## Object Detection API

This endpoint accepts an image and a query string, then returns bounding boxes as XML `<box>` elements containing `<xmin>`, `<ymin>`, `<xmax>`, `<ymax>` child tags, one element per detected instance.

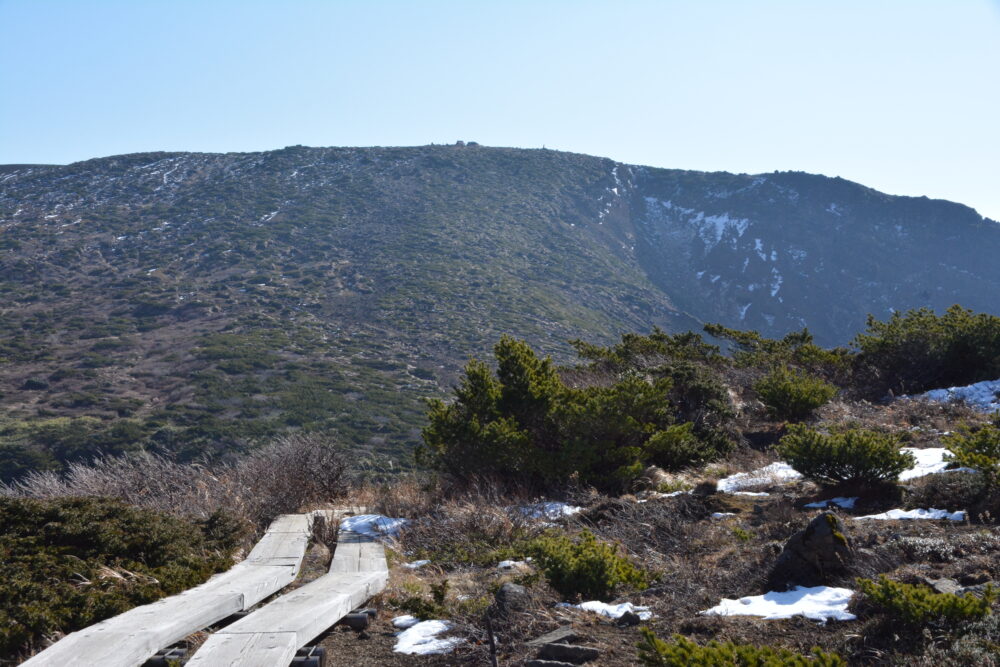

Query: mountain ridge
<box><xmin>1</xmin><ymin>144</ymin><xmax>998</xmax><ymax>473</ymax></box>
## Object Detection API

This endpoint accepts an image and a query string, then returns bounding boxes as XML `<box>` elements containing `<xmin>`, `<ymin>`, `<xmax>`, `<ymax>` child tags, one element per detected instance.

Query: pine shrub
<box><xmin>636</xmin><ymin>629</ymin><xmax>846</xmax><ymax>666</ymax></box>
<box><xmin>856</xmin><ymin>575</ymin><xmax>995</xmax><ymax>628</ymax></box>
<box><xmin>755</xmin><ymin>367</ymin><xmax>837</xmax><ymax>421</ymax></box>
<box><xmin>0</xmin><ymin>497</ymin><xmax>237</xmax><ymax>660</ymax></box>
<box><xmin>777</xmin><ymin>425</ymin><xmax>915</xmax><ymax>486</ymax></box>
<box><xmin>527</xmin><ymin>530</ymin><xmax>648</xmax><ymax>601</ymax></box>
<box><xmin>944</xmin><ymin>424</ymin><xmax>1000</xmax><ymax>487</ymax></box>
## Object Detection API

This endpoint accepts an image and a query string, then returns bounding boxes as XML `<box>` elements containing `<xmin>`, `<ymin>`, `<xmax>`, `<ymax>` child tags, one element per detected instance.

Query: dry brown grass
<box><xmin>0</xmin><ymin>433</ymin><xmax>351</xmax><ymax>528</ymax></box>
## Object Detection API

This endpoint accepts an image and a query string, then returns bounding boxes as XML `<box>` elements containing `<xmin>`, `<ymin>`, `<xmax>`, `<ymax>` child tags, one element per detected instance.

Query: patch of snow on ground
<box><xmin>394</xmin><ymin>620</ymin><xmax>463</xmax><ymax>655</ymax></box>
<box><xmin>392</xmin><ymin>615</ymin><xmax>420</xmax><ymax>629</ymax></box>
<box><xmin>854</xmin><ymin>508</ymin><xmax>965</xmax><ymax>521</ymax></box>
<box><xmin>339</xmin><ymin>514</ymin><xmax>409</xmax><ymax>538</ymax></box>
<box><xmin>899</xmin><ymin>447</ymin><xmax>964</xmax><ymax>481</ymax></box>
<box><xmin>716</xmin><ymin>462</ymin><xmax>803</xmax><ymax>493</ymax></box>
<box><xmin>732</xmin><ymin>491</ymin><xmax>770</xmax><ymax>497</ymax></box>
<box><xmin>805</xmin><ymin>497</ymin><xmax>857</xmax><ymax>509</ymax></box>
<box><xmin>917</xmin><ymin>378</ymin><xmax>1000</xmax><ymax>414</ymax></box>
<box><xmin>701</xmin><ymin>586</ymin><xmax>855</xmax><ymax>622</ymax></box>
<box><xmin>558</xmin><ymin>601</ymin><xmax>653</xmax><ymax>620</ymax></box>
<box><xmin>519</xmin><ymin>502</ymin><xmax>583</xmax><ymax>519</ymax></box>
<box><xmin>738</xmin><ymin>303</ymin><xmax>752</xmax><ymax>320</ymax></box>
<box><xmin>403</xmin><ymin>559</ymin><xmax>431</xmax><ymax>569</ymax></box>
<box><xmin>769</xmin><ymin>267</ymin><xmax>783</xmax><ymax>297</ymax></box>
<box><xmin>497</xmin><ymin>559</ymin><xmax>531</xmax><ymax>571</ymax></box>
<box><xmin>711</xmin><ymin>512</ymin><xmax>736</xmax><ymax>519</ymax></box>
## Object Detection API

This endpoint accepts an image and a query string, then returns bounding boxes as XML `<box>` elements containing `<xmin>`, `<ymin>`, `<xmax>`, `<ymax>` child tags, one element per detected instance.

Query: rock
<box><xmin>537</xmin><ymin>643</ymin><xmax>601</xmax><ymax>663</ymax></box>
<box><xmin>768</xmin><ymin>512</ymin><xmax>854</xmax><ymax>590</ymax></box>
<box><xmin>493</xmin><ymin>582</ymin><xmax>529</xmax><ymax>616</ymax></box>
<box><xmin>617</xmin><ymin>610</ymin><xmax>642</xmax><ymax>626</ymax></box>
<box><xmin>526</xmin><ymin>626</ymin><xmax>583</xmax><ymax>646</ymax></box>
<box><xmin>923</xmin><ymin>577</ymin><xmax>962</xmax><ymax>595</ymax></box>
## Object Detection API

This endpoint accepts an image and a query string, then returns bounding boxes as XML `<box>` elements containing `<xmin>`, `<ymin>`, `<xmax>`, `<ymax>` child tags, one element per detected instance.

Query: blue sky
<box><xmin>2</xmin><ymin>1</ymin><xmax>999</xmax><ymax>219</ymax></box>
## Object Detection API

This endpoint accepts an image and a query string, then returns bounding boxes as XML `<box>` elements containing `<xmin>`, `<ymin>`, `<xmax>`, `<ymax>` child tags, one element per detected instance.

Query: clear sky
<box><xmin>2</xmin><ymin>1</ymin><xmax>999</xmax><ymax>219</ymax></box>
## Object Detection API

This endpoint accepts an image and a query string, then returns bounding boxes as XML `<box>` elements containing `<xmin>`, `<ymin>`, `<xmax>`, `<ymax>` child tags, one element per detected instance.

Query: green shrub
<box><xmin>702</xmin><ymin>324</ymin><xmax>849</xmax><ymax>379</ymax></box>
<box><xmin>0</xmin><ymin>497</ymin><xmax>237</xmax><ymax>660</ymax></box>
<box><xmin>527</xmin><ymin>530</ymin><xmax>649</xmax><ymax>601</ymax></box>
<box><xmin>755</xmin><ymin>367</ymin><xmax>837</xmax><ymax>421</ymax></box>
<box><xmin>777</xmin><ymin>425</ymin><xmax>915</xmax><ymax>486</ymax></box>
<box><xmin>419</xmin><ymin>336</ymin><xmax>732</xmax><ymax>492</ymax></box>
<box><xmin>944</xmin><ymin>424</ymin><xmax>1000</xmax><ymax>487</ymax></box>
<box><xmin>636</xmin><ymin>629</ymin><xmax>846</xmax><ymax>666</ymax></box>
<box><xmin>852</xmin><ymin>305</ymin><xmax>1000</xmax><ymax>396</ymax></box>
<box><xmin>856</xmin><ymin>575</ymin><xmax>995</xmax><ymax>628</ymax></box>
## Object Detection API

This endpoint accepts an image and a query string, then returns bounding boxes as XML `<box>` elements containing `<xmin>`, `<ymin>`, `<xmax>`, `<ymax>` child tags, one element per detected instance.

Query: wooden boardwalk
<box><xmin>22</xmin><ymin>513</ymin><xmax>315</xmax><ymax>667</ymax></box>
<box><xmin>186</xmin><ymin>521</ymin><xmax>388</xmax><ymax>666</ymax></box>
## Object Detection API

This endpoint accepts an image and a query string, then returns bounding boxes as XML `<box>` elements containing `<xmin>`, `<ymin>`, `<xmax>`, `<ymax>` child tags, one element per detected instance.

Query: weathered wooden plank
<box><xmin>186</xmin><ymin>632</ymin><xmax>299</xmax><ymax>667</ymax></box>
<box><xmin>187</xmin><ymin>526</ymin><xmax>389</xmax><ymax>666</ymax></box>
<box><xmin>22</xmin><ymin>514</ymin><xmax>314</xmax><ymax>667</ymax></box>
<box><xmin>266</xmin><ymin>514</ymin><xmax>312</xmax><ymax>533</ymax></box>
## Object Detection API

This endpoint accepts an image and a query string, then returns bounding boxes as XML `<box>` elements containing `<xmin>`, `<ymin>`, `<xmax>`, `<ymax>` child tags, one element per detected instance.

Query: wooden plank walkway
<box><xmin>186</xmin><ymin>521</ymin><xmax>389</xmax><ymax>666</ymax></box>
<box><xmin>22</xmin><ymin>513</ymin><xmax>316</xmax><ymax>667</ymax></box>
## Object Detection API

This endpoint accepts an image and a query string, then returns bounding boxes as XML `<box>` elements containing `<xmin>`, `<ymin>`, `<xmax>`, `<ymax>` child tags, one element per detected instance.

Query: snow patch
<box><xmin>338</xmin><ymin>514</ymin><xmax>409</xmax><ymax>538</ymax></box>
<box><xmin>916</xmin><ymin>378</ymin><xmax>1000</xmax><ymax>414</ymax></box>
<box><xmin>392</xmin><ymin>615</ymin><xmax>420</xmax><ymax>629</ymax></box>
<box><xmin>716</xmin><ymin>462</ymin><xmax>803</xmax><ymax>493</ymax></box>
<box><xmin>854</xmin><ymin>508</ymin><xmax>965</xmax><ymax>521</ymax></box>
<box><xmin>769</xmin><ymin>267</ymin><xmax>783</xmax><ymax>297</ymax></box>
<box><xmin>701</xmin><ymin>586</ymin><xmax>855</xmax><ymax>622</ymax></box>
<box><xmin>558</xmin><ymin>600</ymin><xmax>654</xmax><ymax>620</ymax></box>
<box><xmin>519</xmin><ymin>502</ymin><xmax>582</xmax><ymax>520</ymax></box>
<box><xmin>403</xmin><ymin>559</ymin><xmax>431</xmax><ymax>569</ymax></box>
<box><xmin>898</xmin><ymin>448</ymin><xmax>965</xmax><ymax>481</ymax></box>
<box><xmin>394</xmin><ymin>620</ymin><xmax>463</xmax><ymax>655</ymax></box>
<box><xmin>738</xmin><ymin>303</ymin><xmax>752</xmax><ymax>320</ymax></box>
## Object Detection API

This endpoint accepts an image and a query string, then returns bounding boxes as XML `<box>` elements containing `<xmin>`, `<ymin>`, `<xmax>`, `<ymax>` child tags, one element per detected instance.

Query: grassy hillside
<box><xmin>1</xmin><ymin>145</ymin><xmax>998</xmax><ymax>476</ymax></box>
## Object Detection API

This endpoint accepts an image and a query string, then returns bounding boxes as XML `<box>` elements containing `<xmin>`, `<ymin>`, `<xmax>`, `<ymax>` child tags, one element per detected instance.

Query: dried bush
<box><xmin>395</xmin><ymin>496</ymin><xmax>546</xmax><ymax>568</ymax></box>
<box><xmin>1</xmin><ymin>434</ymin><xmax>350</xmax><ymax>528</ymax></box>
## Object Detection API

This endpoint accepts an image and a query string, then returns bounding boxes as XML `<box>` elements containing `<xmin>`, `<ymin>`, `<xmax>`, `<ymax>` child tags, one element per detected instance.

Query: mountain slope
<box><xmin>1</xmin><ymin>145</ymin><xmax>998</xmax><ymax>472</ymax></box>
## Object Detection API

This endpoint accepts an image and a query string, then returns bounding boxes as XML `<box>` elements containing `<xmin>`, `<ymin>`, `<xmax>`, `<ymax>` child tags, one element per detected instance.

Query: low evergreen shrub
<box><xmin>777</xmin><ymin>425</ymin><xmax>915</xmax><ymax>486</ymax></box>
<box><xmin>527</xmin><ymin>530</ymin><xmax>648</xmax><ymax>601</ymax></box>
<box><xmin>636</xmin><ymin>629</ymin><xmax>845</xmax><ymax>666</ymax></box>
<box><xmin>944</xmin><ymin>423</ymin><xmax>1000</xmax><ymax>487</ymax></box>
<box><xmin>755</xmin><ymin>367</ymin><xmax>837</xmax><ymax>421</ymax></box>
<box><xmin>0</xmin><ymin>497</ymin><xmax>237</xmax><ymax>660</ymax></box>
<box><xmin>856</xmin><ymin>575</ymin><xmax>995</xmax><ymax>628</ymax></box>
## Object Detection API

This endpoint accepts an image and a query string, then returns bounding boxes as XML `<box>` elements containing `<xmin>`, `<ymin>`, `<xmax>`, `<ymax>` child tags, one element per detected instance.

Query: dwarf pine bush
<box><xmin>944</xmin><ymin>424</ymin><xmax>1000</xmax><ymax>487</ymax></box>
<box><xmin>636</xmin><ymin>629</ymin><xmax>846</xmax><ymax>666</ymax></box>
<box><xmin>527</xmin><ymin>530</ymin><xmax>648</xmax><ymax>601</ymax></box>
<box><xmin>755</xmin><ymin>367</ymin><xmax>837</xmax><ymax>421</ymax></box>
<box><xmin>856</xmin><ymin>575</ymin><xmax>995</xmax><ymax>628</ymax></box>
<box><xmin>0</xmin><ymin>497</ymin><xmax>238</xmax><ymax>660</ymax></box>
<box><xmin>777</xmin><ymin>425</ymin><xmax>915</xmax><ymax>486</ymax></box>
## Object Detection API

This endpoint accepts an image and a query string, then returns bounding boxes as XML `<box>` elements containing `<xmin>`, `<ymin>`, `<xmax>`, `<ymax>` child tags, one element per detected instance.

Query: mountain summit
<box><xmin>1</xmin><ymin>144</ymin><xmax>998</xmax><ymax>466</ymax></box>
